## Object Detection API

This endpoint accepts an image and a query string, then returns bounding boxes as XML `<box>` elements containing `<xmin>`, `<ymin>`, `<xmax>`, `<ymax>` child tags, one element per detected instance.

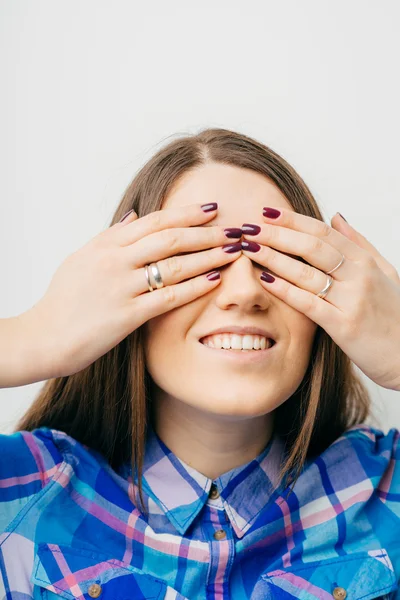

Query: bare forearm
<box><xmin>0</xmin><ymin>311</ymin><xmax>58</xmax><ymax>388</ymax></box>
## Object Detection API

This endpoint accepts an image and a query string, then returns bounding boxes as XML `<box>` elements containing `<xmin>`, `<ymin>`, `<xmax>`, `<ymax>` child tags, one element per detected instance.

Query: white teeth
<box><xmin>242</xmin><ymin>335</ymin><xmax>254</xmax><ymax>350</ymax></box>
<box><xmin>222</xmin><ymin>335</ymin><xmax>231</xmax><ymax>349</ymax></box>
<box><xmin>201</xmin><ymin>333</ymin><xmax>272</xmax><ymax>351</ymax></box>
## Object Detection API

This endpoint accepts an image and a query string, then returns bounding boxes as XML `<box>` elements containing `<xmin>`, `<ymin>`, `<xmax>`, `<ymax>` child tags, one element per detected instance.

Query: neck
<box><xmin>150</xmin><ymin>388</ymin><xmax>274</xmax><ymax>480</ymax></box>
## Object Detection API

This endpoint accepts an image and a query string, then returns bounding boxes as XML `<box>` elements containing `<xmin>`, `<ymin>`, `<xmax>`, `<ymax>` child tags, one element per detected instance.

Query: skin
<box><xmin>143</xmin><ymin>162</ymin><xmax>318</xmax><ymax>480</ymax></box>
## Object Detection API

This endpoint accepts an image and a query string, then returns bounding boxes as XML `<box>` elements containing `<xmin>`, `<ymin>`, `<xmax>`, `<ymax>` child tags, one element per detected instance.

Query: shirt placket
<box><xmin>202</xmin><ymin>482</ymin><xmax>235</xmax><ymax>600</ymax></box>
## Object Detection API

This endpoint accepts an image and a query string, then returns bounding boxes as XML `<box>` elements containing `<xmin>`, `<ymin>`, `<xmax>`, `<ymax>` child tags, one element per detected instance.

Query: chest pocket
<box><xmin>251</xmin><ymin>547</ymin><xmax>398</xmax><ymax>600</ymax></box>
<box><xmin>30</xmin><ymin>543</ymin><xmax>188</xmax><ymax>600</ymax></box>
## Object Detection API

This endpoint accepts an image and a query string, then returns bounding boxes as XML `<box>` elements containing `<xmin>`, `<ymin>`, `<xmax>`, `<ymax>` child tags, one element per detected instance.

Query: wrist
<box><xmin>17</xmin><ymin>307</ymin><xmax>62</xmax><ymax>384</ymax></box>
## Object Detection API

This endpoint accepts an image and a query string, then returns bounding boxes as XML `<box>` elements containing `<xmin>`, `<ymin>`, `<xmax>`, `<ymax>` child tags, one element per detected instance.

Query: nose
<box><xmin>214</xmin><ymin>254</ymin><xmax>272</xmax><ymax>312</ymax></box>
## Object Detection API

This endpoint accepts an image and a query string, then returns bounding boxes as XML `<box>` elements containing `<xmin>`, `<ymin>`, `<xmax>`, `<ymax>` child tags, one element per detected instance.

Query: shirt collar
<box><xmin>133</xmin><ymin>423</ymin><xmax>287</xmax><ymax>538</ymax></box>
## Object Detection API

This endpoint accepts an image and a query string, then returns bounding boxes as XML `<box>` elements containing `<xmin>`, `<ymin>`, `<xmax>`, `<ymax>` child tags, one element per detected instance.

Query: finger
<box><xmin>129</xmin><ymin>243</ymin><xmax>242</xmax><ymax>296</ymax></box>
<box><xmin>117</xmin><ymin>203</ymin><xmax>219</xmax><ymax>247</ymax></box>
<box><xmin>242</xmin><ymin>243</ymin><xmax>344</xmax><ymax>307</ymax></box>
<box><xmin>259</xmin><ymin>208</ymin><xmax>366</xmax><ymax>262</ymax></box>
<box><xmin>258</xmin><ymin>270</ymin><xmax>342</xmax><ymax>328</ymax></box>
<box><xmin>241</xmin><ymin>225</ymin><xmax>348</xmax><ymax>281</ymax></box>
<box><xmin>331</xmin><ymin>213</ymin><xmax>400</xmax><ymax>281</ymax></box>
<box><xmin>134</xmin><ymin>269</ymin><xmax>223</xmax><ymax>323</ymax></box>
<box><xmin>127</xmin><ymin>226</ymin><xmax>242</xmax><ymax>269</ymax></box>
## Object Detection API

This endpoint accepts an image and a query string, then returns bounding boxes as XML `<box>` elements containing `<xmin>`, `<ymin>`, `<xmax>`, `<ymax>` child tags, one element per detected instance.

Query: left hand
<box><xmin>241</xmin><ymin>209</ymin><xmax>400</xmax><ymax>391</ymax></box>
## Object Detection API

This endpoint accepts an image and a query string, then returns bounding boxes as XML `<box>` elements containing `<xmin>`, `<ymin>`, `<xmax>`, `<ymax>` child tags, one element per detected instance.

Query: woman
<box><xmin>1</xmin><ymin>128</ymin><xmax>400</xmax><ymax>599</ymax></box>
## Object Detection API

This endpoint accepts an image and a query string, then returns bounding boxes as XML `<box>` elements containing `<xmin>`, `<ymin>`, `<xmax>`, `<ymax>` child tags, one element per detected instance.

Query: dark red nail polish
<box><xmin>263</xmin><ymin>207</ymin><xmax>281</xmax><ymax>219</ymax></box>
<box><xmin>241</xmin><ymin>240</ymin><xmax>261</xmax><ymax>252</ymax></box>
<box><xmin>261</xmin><ymin>271</ymin><xmax>275</xmax><ymax>283</ymax></box>
<box><xmin>201</xmin><ymin>202</ymin><xmax>218</xmax><ymax>212</ymax></box>
<box><xmin>338</xmin><ymin>212</ymin><xmax>347</xmax><ymax>223</ymax></box>
<box><xmin>241</xmin><ymin>223</ymin><xmax>261</xmax><ymax>235</ymax></box>
<box><xmin>120</xmin><ymin>209</ymin><xmax>134</xmax><ymax>222</ymax></box>
<box><xmin>224</xmin><ymin>227</ymin><xmax>242</xmax><ymax>238</ymax></box>
<box><xmin>222</xmin><ymin>242</ymin><xmax>242</xmax><ymax>254</ymax></box>
<box><xmin>206</xmin><ymin>271</ymin><xmax>221</xmax><ymax>281</ymax></box>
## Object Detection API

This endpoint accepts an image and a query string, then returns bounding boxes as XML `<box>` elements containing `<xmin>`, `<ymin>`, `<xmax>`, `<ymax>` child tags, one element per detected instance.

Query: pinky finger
<box><xmin>135</xmin><ymin>270</ymin><xmax>221</xmax><ymax>322</ymax></box>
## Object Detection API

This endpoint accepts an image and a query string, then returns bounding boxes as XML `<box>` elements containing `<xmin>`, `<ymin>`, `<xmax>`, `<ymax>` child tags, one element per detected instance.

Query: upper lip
<box><xmin>199</xmin><ymin>326</ymin><xmax>276</xmax><ymax>342</ymax></box>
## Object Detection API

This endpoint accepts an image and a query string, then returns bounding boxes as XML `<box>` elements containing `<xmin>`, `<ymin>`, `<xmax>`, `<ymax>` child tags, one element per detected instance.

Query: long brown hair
<box><xmin>15</xmin><ymin>128</ymin><xmax>373</xmax><ymax>512</ymax></box>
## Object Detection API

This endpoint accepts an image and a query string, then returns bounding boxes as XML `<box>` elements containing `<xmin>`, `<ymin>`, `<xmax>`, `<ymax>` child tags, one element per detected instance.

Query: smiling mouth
<box><xmin>199</xmin><ymin>339</ymin><xmax>276</xmax><ymax>351</ymax></box>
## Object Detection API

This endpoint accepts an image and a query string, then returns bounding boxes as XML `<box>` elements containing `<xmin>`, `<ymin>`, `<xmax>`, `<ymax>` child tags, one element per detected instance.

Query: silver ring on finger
<box><xmin>316</xmin><ymin>274</ymin><xmax>333</xmax><ymax>299</ymax></box>
<box><xmin>316</xmin><ymin>253</ymin><xmax>345</xmax><ymax>300</ymax></box>
<box><xmin>145</xmin><ymin>262</ymin><xmax>164</xmax><ymax>292</ymax></box>
<box><xmin>326</xmin><ymin>254</ymin><xmax>345</xmax><ymax>275</ymax></box>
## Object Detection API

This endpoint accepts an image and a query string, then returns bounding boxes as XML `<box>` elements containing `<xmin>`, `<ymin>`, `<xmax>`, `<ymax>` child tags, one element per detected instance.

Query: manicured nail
<box><xmin>206</xmin><ymin>270</ymin><xmax>221</xmax><ymax>281</ymax></box>
<box><xmin>222</xmin><ymin>242</ymin><xmax>242</xmax><ymax>254</ymax></box>
<box><xmin>241</xmin><ymin>223</ymin><xmax>261</xmax><ymax>235</ymax></box>
<box><xmin>263</xmin><ymin>207</ymin><xmax>281</xmax><ymax>219</ymax></box>
<box><xmin>201</xmin><ymin>202</ymin><xmax>218</xmax><ymax>212</ymax></box>
<box><xmin>261</xmin><ymin>271</ymin><xmax>275</xmax><ymax>283</ymax></box>
<box><xmin>224</xmin><ymin>227</ymin><xmax>242</xmax><ymax>238</ymax></box>
<box><xmin>241</xmin><ymin>240</ymin><xmax>261</xmax><ymax>252</ymax></box>
<box><xmin>337</xmin><ymin>212</ymin><xmax>347</xmax><ymax>223</ymax></box>
<box><xmin>120</xmin><ymin>209</ymin><xmax>134</xmax><ymax>222</ymax></box>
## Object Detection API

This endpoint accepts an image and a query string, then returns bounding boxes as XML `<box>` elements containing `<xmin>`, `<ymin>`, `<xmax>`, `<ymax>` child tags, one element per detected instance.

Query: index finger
<box><xmin>116</xmin><ymin>202</ymin><xmax>218</xmax><ymax>246</ymax></box>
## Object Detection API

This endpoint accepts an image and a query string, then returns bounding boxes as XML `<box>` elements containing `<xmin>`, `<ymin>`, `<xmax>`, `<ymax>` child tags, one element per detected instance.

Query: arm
<box><xmin>0</xmin><ymin>309</ymin><xmax>59</xmax><ymax>388</ymax></box>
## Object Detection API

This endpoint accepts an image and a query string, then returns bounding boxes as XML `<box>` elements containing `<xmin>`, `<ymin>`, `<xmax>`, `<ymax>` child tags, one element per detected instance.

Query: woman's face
<box><xmin>143</xmin><ymin>162</ymin><xmax>318</xmax><ymax>422</ymax></box>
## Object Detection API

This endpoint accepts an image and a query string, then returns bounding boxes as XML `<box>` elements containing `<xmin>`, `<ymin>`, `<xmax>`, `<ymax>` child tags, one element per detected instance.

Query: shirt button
<box><xmin>209</xmin><ymin>483</ymin><xmax>220</xmax><ymax>499</ymax></box>
<box><xmin>213</xmin><ymin>529</ymin><xmax>227</xmax><ymax>540</ymax></box>
<box><xmin>332</xmin><ymin>587</ymin><xmax>347</xmax><ymax>600</ymax></box>
<box><xmin>88</xmin><ymin>584</ymin><xmax>102</xmax><ymax>598</ymax></box>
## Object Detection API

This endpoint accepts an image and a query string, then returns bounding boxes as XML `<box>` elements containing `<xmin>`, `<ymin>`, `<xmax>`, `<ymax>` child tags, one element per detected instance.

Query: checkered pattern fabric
<box><xmin>1</xmin><ymin>422</ymin><xmax>400</xmax><ymax>599</ymax></box>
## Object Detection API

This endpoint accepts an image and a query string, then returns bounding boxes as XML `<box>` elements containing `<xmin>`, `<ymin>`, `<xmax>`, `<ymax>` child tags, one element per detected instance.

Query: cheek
<box><xmin>142</xmin><ymin>306</ymin><xmax>192</xmax><ymax>368</ymax></box>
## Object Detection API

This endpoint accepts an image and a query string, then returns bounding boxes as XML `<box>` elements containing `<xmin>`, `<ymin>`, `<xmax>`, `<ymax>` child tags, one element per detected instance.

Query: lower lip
<box><xmin>198</xmin><ymin>340</ymin><xmax>277</xmax><ymax>363</ymax></box>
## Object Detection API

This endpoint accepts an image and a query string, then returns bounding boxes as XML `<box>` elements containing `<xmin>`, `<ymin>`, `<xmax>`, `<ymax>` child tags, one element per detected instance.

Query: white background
<box><xmin>1</xmin><ymin>0</ymin><xmax>399</xmax><ymax>433</ymax></box>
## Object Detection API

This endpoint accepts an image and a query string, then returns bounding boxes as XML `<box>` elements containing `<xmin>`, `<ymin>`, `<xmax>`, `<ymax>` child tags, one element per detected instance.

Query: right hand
<box><xmin>22</xmin><ymin>203</ymin><xmax>243</xmax><ymax>379</ymax></box>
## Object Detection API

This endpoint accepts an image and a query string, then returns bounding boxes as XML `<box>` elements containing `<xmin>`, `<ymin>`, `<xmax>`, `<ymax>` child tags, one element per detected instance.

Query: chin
<box><xmin>184</xmin><ymin>386</ymin><xmax>280</xmax><ymax>419</ymax></box>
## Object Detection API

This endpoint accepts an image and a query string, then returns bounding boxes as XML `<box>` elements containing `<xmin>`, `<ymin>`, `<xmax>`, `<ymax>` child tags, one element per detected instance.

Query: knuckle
<box><xmin>162</xmin><ymin>229</ymin><xmax>180</xmax><ymax>250</ymax></box>
<box><xmin>188</xmin><ymin>276</ymin><xmax>201</xmax><ymax>296</ymax></box>
<box><xmin>267</xmin><ymin>225</ymin><xmax>278</xmax><ymax>243</ymax></box>
<box><xmin>306</xmin><ymin>292</ymin><xmax>319</xmax><ymax>314</ymax></box>
<box><xmin>319</xmin><ymin>222</ymin><xmax>333</xmax><ymax>239</ymax></box>
<box><xmin>161</xmin><ymin>285</ymin><xmax>176</xmax><ymax>305</ymax></box>
<box><xmin>165</xmin><ymin>255</ymin><xmax>182</xmax><ymax>276</ymax></box>
<box><xmin>265</xmin><ymin>247</ymin><xmax>278</xmax><ymax>265</ymax></box>
<box><xmin>309</xmin><ymin>236</ymin><xmax>324</xmax><ymax>254</ymax></box>
<box><xmin>212</xmin><ymin>227</ymin><xmax>223</xmax><ymax>244</ymax></box>
<box><xmin>300</xmin><ymin>263</ymin><xmax>317</xmax><ymax>281</ymax></box>
<box><xmin>363</xmin><ymin>253</ymin><xmax>377</xmax><ymax>270</ymax></box>
<box><xmin>149</xmin><ymin>211</ymin><xmax>162</xmax><ymax>229</ymax></box>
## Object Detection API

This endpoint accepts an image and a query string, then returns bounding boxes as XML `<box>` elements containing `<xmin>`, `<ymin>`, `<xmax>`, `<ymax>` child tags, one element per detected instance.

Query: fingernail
<box><xmin>263</xmin><ymin>207</ymin><xmax>281</xmax><ymax>219</ymax></box>
<box><xmin>242</xmin><ymin>223</ymin><xmax>261</xmax><ymax>235</ymax></box>
<box><xmin>206</xmin><ymin>270</ymin><xmax>221</xmax><ymax>281</ymax></box>
<box><xmin>337</xmin><ymin>212</ymin><xmax>347</xmax><ymax>223</ymax></box>
<box><xmin>222</xmin><ymin>242</ymin><xmax>242</xmax><ymax>254</ymax></box>
<box><xmin>201</xmin><ymin>202</ymin><xmax>218</xmax><ymax>212</ymax></box>
<box><xmin>261</xmin><ymin>271</ymin><xmax>275</xmax><ymax>283</ymax></box>
<box><xmin>241</xmin><ymin>240</ymin><xmax>261</xmax><ymax>252</ymax></box>
<box><xmin>224</xmin><ymin>227</ymin><xmax>242</xmax><ymax>238</ymax></box>
<box><xmin>120</xmin><ymin>209</ymin><xmax>134</xmax><ymax>222</ymax></box>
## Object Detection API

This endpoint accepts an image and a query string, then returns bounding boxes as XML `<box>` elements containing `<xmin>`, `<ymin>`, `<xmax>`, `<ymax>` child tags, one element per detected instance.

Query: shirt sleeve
<box><xmin>373</xmin><ymin>427</ymin><xmax>400</xmax><ymax>522</ymax></box>
<box><xmin>0</xmin><ymin>428</ymin><xmax>64</xmax><ymax>533</ymax></box>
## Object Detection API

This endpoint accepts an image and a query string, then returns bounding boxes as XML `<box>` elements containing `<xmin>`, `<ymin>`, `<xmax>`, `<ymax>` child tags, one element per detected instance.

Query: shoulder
<box><xmin>317</xmin><ymin>424</ymin><xmax>400</xmax><ymax>515</ymax></box>
<box><xmin>0</xmin><ymin>427</ymin><xmax>79</xmax><ymax>533</ymax></box>
<box><xmin>316</xmin><ymin>423</ymin><xmax>400</xmax><ymax>473</ymax></box>
<box><xmin>338</xmin><ymin>423</ymin><xmax>399</xmax><ymax>459</ymax></box>
<box><xmin>0</xmin><ymin>427</ymin><xmax>65</xmax><ymax>481</ymax></box>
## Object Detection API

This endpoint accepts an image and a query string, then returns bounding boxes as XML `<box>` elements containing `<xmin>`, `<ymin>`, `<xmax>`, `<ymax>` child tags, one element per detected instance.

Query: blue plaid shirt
<box><xmin>1</xmin><ymin>422</ymin><xmax>400</xmax><ymax>599</ymax></box>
